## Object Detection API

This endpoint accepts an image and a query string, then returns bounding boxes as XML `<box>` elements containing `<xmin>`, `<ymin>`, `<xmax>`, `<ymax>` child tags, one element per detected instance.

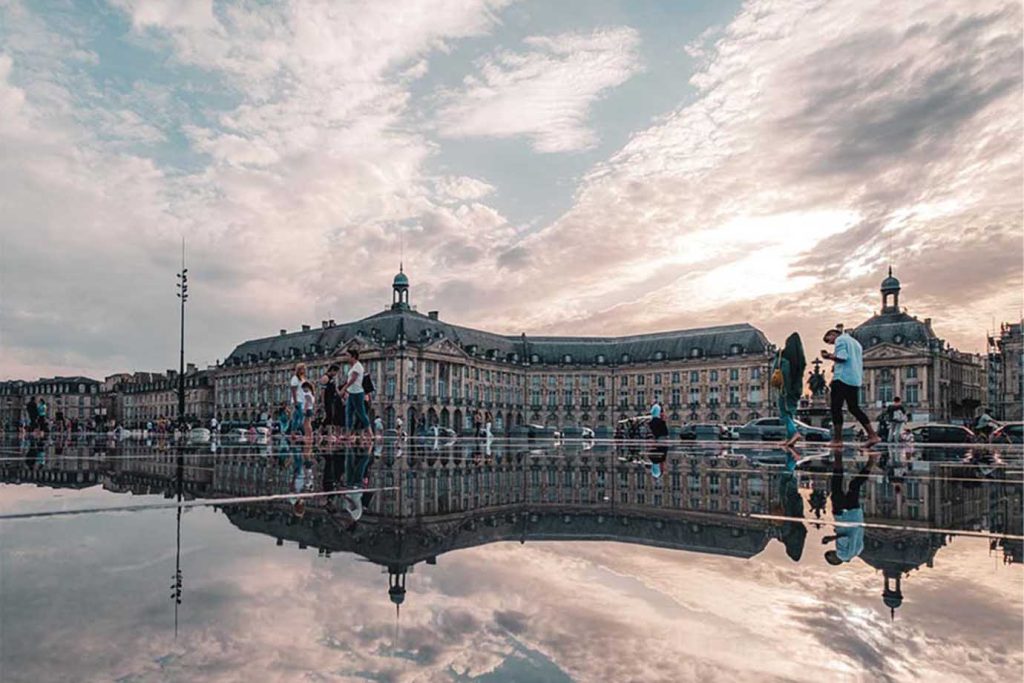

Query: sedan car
<box><xmin>907</xmin><ymin>424</ymin><xmax>978</xmax><ymax>444</ymax></box>
<box><xmin>738</xmin><ymin>417</ymin><xmax>830</xmax><ymax>442</ymax></box>
<box><xmin>679</xmin><ymin>423</ymin><xmax>732</xmax><ymax>441</ymax></box>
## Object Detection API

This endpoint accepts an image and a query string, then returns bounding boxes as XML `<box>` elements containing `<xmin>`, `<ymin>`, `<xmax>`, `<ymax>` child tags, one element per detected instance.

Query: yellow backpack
<box><xmin>770</xmin><ymin>351</ymin><xmax>784</xmax><ymax>390</ymax></box>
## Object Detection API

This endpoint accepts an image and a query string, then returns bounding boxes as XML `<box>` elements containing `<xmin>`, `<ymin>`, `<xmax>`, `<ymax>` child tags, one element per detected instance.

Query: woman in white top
<box><xmin>289</xmin><ymin>363</ymin><xmax>307</xmax><ymax>438</ymax></box>
<box><xmin>339</xmin><ymin>349</ymin><xmax>370</xmax><ymax>442</ymax></box>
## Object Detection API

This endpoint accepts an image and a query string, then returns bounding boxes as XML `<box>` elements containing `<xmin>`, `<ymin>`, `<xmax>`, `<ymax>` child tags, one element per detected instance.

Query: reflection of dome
<box><xmin>883</xmin><ymin>591</ymin><xmax>903</xmax><ymax>610</ymax></box>
<box><xmin>389</xmin><ymin>585</ymin><xmax>406</xmax><ymax>605</ymax></box>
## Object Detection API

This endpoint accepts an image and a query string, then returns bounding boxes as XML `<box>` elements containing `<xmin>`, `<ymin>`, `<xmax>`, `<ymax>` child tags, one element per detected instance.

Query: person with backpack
<box><xmin>886</xmin><ymin>397</ymin><xmax>908</xmax><ymax>443</ymax></box>
<box><xmin>771</xmin><ymin>332</ymin><xmax>806</xmax><ymax>447</ymax></box>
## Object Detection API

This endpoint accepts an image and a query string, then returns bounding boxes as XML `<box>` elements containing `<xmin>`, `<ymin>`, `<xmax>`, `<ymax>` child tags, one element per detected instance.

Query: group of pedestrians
<box><xmin>285</xmin><ymin>350</ymin><xmax>375</xmax><ymax>444</ymax></box>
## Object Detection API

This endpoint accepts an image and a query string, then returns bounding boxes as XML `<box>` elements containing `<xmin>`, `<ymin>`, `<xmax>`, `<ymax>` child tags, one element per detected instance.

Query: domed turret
<box><xmin>880</xmin><ymin>266</ymin><xmax>901</xmax><ymax>312</ymax></box>
<box><xmin>391</xmin><ymin>265</ymin><xmax>410</xmax><ymax>310</ymax></box>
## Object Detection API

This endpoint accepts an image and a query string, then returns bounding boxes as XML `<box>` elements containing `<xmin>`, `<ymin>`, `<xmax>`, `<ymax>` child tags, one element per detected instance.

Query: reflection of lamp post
<box><xmin>175</xmin><ymin>241</ymin><xmax>189</xmax><ymax>431</ymax></box>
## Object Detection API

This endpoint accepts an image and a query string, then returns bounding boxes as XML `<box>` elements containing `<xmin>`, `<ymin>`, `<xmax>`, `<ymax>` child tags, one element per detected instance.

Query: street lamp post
<box><xmin>176</xmin><ymin>243</ymin><xmax>189</xmax><ymax>432</ymax></box>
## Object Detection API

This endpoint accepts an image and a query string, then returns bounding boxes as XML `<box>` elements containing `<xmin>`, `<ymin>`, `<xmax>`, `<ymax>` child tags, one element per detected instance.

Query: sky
<box><xmin>0</xmin><ymin>0</ymin><xmax>1021</xmax><ymax>380</ymax></box>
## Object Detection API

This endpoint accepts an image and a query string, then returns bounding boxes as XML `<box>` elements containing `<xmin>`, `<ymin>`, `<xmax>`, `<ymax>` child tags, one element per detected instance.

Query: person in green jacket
<box><xmin>773</xmin><ymin>332</ymin><xmax>806</xmax><ymax>446</ymax></box>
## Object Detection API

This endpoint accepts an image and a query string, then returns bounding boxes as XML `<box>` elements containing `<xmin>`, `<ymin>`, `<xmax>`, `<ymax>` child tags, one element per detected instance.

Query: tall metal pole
<box><xmin>176</xmin><ymin>239</ymin><xmax>189</xmax><ymax>431</ymax></box>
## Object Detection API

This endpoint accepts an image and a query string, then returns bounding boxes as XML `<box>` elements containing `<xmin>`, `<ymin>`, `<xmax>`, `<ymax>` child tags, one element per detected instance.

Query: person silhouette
<box><xmin>823</xmin><ymin>449</ymin><xmax>877</xmax><ymax>565</ymax></box>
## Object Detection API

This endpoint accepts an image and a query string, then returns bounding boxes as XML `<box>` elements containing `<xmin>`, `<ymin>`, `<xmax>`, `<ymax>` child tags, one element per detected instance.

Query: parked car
<box><xmin>188</xmin><ymin>427</ymin><xmax>211</xmax><ymax>443</ymax></box>
<box><xmin>561</xmin><ymin>426</ymin><xmax>596</xmax><ymax>439</ymax></box>
<box><xmin>679</xmin><ymin>423</ymin><xmax>732</xmax><ymax>441</ymax></box>
<box><xmin>527</xmin><ymin>424</ymin><xmax>561</xmax><ymax>439</ymax></box>
<box><xmin>907</xmin><ymin>424</ymin><xmax>978</xmax><ymax>444</ymax></box>
<box><xmin>738</xmin><ymin>417</ymin><xmax>830</xmax><ymax>442</ymax></box>
<box><xmin>989</xmin><ymin>422</ymin><xmax>1023</xmax><ymax>444</ymax></box>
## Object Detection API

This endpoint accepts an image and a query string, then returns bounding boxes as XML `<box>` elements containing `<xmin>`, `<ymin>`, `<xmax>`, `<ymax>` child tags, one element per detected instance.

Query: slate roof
<box><xmin>224</xmin><ymin>308</ymin><xmax>772</xmax><ymax>365</ymax></box>
<box><xmin>852</xmin><ymin>311</ymin><xmax>938</xmax><ymax>349</ymax></box>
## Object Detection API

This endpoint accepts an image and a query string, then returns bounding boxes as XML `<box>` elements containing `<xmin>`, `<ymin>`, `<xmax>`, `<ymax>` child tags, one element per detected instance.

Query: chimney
<box><xmin>428</xmin><ymin>311</ymin><xmax>439</xmax><ymax>320</ymax></box>
<box><xmin>186</xmin><ymin>363</ymin><xmax>196</xmax><ymax>373</ymax></box>
<box><xmin>924</xmin><ymin>317</ymin><xmax>933</xmax><ymax>331</ymax></box>
<box><xmin>322</xmin><ymin>320</ymin><xmax>329</xmax><ymax>329</ymax></box>
<box><xmin>328</xmin><ymin>319</ymin><xmax>335</xmax><ymax>327</ymax></box>
<box><xmin>279</xmin><ymin>329</ymin><xmax>287</xmax><ymax>336</ymax></box>
<box><xmin>301</xmin><ymin>324</ymin><xmax>311</xmax><ymax>332</ymax></box>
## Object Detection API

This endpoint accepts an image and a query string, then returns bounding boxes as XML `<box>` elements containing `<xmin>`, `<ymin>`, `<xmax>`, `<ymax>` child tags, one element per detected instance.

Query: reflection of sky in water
<box><xmin>2</xmin><ymin>482</ymin><xmax>1021</xmax><ymax>683</ymax></box>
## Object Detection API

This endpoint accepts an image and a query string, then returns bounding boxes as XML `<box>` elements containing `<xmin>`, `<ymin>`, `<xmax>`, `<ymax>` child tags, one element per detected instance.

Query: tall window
<box><xmin>637</xmin><ymin>375</ymin><xmax>646</xmax><ymax>386</ymax></box>
<box><xmin>710</xmin><ymin>370</ymin><xmax>719</xmax><ymax>382</ymax></box>
<box><xmin>563</xmin><ymin>389</ymin><xmax>572</xmax><ymax>407</ymax></box>
<box><xmin>906</xmin><ymin>366</ymin><xmax>918</xmax><ymax>379</ymax></box>
<box><xmin>672</xmin><ymin>372</ymin><xmax>680</xmax><ymax>383</ymax></box>
<box><xmin>750</xmin><ymin>367</ymin><xmax>762</xmax><ymax>380</ymax></box>
<box><xmin>636</xmin><ymin>390</ymin><xmax>645</xmax><ymax>406</ymax></box>
<box><xmin>730</xmin><ymin>368</ymin><xmax>739</xmax><ymax>381</ymax></box>
<box><xmin>654</xmin><ymin>373</ymin><xmax>662</xmax><ymax>385</ymax></box>
<box><xmin>690</xmin><ymin>371</ymin><xmax>699</xmax><ymax>383</ymax></box>
<box><xmin>548</xmin><ymin>392</ymin><xmax>557</xmax><ymax>407</ymax></box>
<box><xmin>905</xmin><ymin>384</ymin><xmax>919</xmax><ymax>404</ymax></box>
<box><xmin>729</xmin><ymin>386</ymin><xmax>740</xmax><ymax>404</ymax></box>
<box><xmin>385</xmin><ymin>378</ymin><xmax>396</xmax><ymax>398</ymax></box>
<box><xmin>671</xmin><ymin>388</ymin><xmax>681</xmax><ymax>406</ymax></box>
<box><xmin>597</xmin><ymin>391</ymin><xmax>606</xmax><ymax>407</ymax></box>
<box><xmin>531</xmin><ymin>390</ymin><xmax>541</xmax><ymax>406</ymax></box>
<box><xmin>620</xmin><ymin>376</ymin><xmax>628</xmax><ymax>387</ymax></box>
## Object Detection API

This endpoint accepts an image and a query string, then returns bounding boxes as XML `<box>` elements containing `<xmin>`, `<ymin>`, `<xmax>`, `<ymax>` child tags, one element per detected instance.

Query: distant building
<box><xmin>0</xmin><ymin>376</ymin><xmax>102</xmax><ymax>428</ymax></box>
<box><xmin>987</xmin><ymin>321</ymin><xmax>1023</xmax><ymax>421</ymax></box>
<box><xmin>851</xmin><ymin>268</ymin><xmax>986</xmax><ymax>423</ymax></box>
<box><xmin>214</xmin><ymin>270</ymin><xmax>776</xmax><ymax>432</ymax></box>
<box><xmin>117</xmin><ymin>365</ymin><xmax>214</xmax><ymax>427</ymax></box>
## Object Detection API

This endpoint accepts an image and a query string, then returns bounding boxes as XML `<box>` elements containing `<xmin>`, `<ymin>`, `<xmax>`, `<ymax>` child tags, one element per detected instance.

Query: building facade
<box><xmin>851</xmin><ymin>269</ymin><xmax>986</xmax><ymax>423</ymax></box>
<box><xmin>215</xmin><ymin>271</ymin><xmax>776</xmax><ymax>432</ymax></box>
<box><xmin>118</xmin><ymin>366</ymin><xmax>215</xmax><ymax>427</ymax></box>
<box><xmin>0</xmin><ymin>376</ymin><xmax>102</xmax><ymax>429</ymax></box>
<box><xmin>987</xmin><ymin>321</ymin><xmax>1023</xmax><ymax>421</ymax></box>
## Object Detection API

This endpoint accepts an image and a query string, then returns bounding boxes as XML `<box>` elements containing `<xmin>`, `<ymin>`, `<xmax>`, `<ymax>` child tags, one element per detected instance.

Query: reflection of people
<box><xmin>823</xmin><ymin>451</ymin><xmax>876</xmax><ymax>565</ymax></box>
<box><xmin>886</xmin><ymin>397</ymin><xmax>908</xmax><ymax>443</ymax></box>
<box><xmin>778</xmin><ymin>446</ymin><xmax>807</xmax><ymax>561</ymax></box>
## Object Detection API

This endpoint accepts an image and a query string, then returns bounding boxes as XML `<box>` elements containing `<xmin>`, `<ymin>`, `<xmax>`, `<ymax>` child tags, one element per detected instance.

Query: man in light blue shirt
<box><xmin>822</xmin><ymin>327</ymin><xmax>880</xmax><ymax>446</ymax></box>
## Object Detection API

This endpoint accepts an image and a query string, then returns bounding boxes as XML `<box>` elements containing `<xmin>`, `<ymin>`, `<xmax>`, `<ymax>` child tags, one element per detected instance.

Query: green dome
<box><xmin>881</xmin><ymin>267</ymin><xmax>900</xmax><ymax>292</ymax></box>
<box><xmin>393</xmin><ymin>271</ymin><xmax>409</xmax><ymax>287</ymax></box>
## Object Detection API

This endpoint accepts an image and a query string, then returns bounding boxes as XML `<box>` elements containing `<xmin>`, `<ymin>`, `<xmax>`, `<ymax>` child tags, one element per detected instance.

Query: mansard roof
<box><xmin>224</xmin><ymin>309</ymin><xmax>771</xmax><ymax>366</ymax></box>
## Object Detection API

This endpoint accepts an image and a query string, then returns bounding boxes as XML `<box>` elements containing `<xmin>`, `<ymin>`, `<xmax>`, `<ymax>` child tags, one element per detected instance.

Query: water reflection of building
<box><xmin>4</xmin><ymin>438</ymin><xmax>1020</xmax><ymax>618</ymax></box>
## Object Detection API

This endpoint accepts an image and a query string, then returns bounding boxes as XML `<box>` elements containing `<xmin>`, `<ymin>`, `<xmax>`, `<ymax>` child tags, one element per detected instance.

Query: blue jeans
<box><xmin>778</xmin><ymin>394</ymin><xmax>797</xmax><ymax>439</ymax></box>
<box><xmin>346</xmin><ymin>392</ymin><xmax>369</xmax><ymax>431</ymax></box>
<box><xmin>290</xmin><ymin>405</ymin><xmax>304</xmax><ymax>433</ymax></box>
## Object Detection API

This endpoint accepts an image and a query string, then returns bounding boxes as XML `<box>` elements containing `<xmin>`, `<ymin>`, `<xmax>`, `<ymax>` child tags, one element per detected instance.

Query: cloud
<box><xmin>436</xmin><ymin>27</ymin><xmax>642</xmax><ymax>152</ymax></box>
<box><xmin>432</xmin><ymin>0</ymin><xmax>1022</xmax><ymax>352</ymax></box>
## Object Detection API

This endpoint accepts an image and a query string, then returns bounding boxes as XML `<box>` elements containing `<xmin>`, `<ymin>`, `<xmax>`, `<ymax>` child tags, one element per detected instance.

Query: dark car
<box><xmin>989</xmin><ymin>422</ymin><xmax>1023</xmax><ymax>444</ymax></box>
<box><xmin>680</xmin><ymin>423</ymin><xmax>731</xmax><ymax>441</ymax></box>
<box><xmin>738</xmin><ymin>417</ymin><xmax>830</xmax><ymax>442</ymax></box>
<box><xmin>908</xmin><ymin>424</ymin><xmax>978</xmax><ymax>444</ymax></box>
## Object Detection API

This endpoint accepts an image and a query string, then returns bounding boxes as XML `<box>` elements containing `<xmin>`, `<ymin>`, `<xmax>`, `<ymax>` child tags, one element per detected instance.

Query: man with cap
<box><xmin>821</xmin><ymin>325</ymin><xmax>880</xmax><ymax>447</ymax></box>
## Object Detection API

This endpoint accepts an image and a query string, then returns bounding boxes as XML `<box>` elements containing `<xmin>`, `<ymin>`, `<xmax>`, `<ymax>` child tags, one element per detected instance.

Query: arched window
<box><xmin>690</xmin><ymin>348</ymin><xmax>702</xmax><ymax>358</ymax></box>
<box><xmin>621</xmin><ymin>353</ymin><xmax>630</xmax><ymax>363</ymax></box>
<box><xmin>596</xmin><ymin>354</ymin><xmax>606</xmax><ymax>364</ymax></box>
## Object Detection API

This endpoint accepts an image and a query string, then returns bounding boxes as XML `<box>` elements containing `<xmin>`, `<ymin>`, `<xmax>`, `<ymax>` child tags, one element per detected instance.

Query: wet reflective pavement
<box><xmin>1</xmin><ymin>435</ymin><xmax>1021</xmax><ymax>682</ymax></box>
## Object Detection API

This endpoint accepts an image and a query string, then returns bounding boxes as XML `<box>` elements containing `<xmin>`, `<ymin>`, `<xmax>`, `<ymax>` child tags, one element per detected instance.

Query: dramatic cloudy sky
<box><xmin>0</xmin><ymin>0</ymin><xmax>1021</xmax><ymax>379</ymax></box>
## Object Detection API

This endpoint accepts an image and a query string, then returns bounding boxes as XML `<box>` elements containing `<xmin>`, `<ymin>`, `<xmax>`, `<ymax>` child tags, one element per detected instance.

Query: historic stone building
<box><xmin>117</xmin><ymin>366</ymin><xmax>215</xmax><ymax>427</ymax></box>
<box><xmin>851</xmin><ymin>269</ymin><xmax>986</xmax><ymax>423</ymax></box>
<box><xmin>987</xmin><ymin>321</ymin><xmax>1023</xmax><ymax>421</ymax></box>
<box><xmin>215</xmin><ymin>270</ymin><xmax>776</xmax><ymax>433</ymax></box>
<box><xmin>0</xmin><ymin>376</ymin><xmax>102</xmax><ymax>429</ymax></box>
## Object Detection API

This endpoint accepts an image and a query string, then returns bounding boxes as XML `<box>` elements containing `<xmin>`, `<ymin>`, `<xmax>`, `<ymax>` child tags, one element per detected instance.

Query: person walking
<box><xmin>823</xmin><ymin>449</ymin><xmax>877</xmax><ymax>565</ymax></box>
<box><xmin>821</xmin><ymin>326</ymin><xmax>880</xmax><ymax>447</ymax></box>
<box><xmin>36</xmin><ymin>399</ymin><xmax>48</xmax><ymax>434</ymax></box>
<box><xmin>772</xmin><ymin>333</ymin><xmax>806</xmax><ymax>447</ymax></box>
<box><xmin>886</xmin><ymin>397</ymin><xmax>908</xmax><ymax>443</ymax></box>
<box><xmin>25</xmin><ymin>397</ymin><xmax>38</xmax><ymax>433</ymax></box>
<box><xmin>339</xmin><ymin>349</ymin><xmax>370</xmax><ymax>443</ymax></box>
<box><xmin>396</xmin><ymin>415</ymin><xmax>405</xmax><ymax>439</ymax></box>
<box><xmin>289</xmin><ymin>363</ymin><xmax>308</xmax><ymax>439</ymax></box>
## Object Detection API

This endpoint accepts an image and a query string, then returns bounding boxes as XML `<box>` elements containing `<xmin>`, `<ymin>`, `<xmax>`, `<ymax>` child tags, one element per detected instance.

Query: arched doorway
<box><xmin>453</xmin><ymin>409</ymin><xmax>463</xmax><ymax>433</ymax></box>
<box><xmin>385</xmin><ymin>406</ymin><xmax>395</xmax><ymax>429</ymax></box>
<box><xmin>427</xmin><ymin>407</ymin><xmax>438</xmax><ymax>426</ymax></box>
<box><xmin>440</xmin><ymin>408</ymin><xmax>450</xmax><ymax>428</ymax></box>
<box><xmin>408</xmin><ymin>407</ymin><xmax>419</xmax><ymax>433</ymax></box>
<box><xmin>494</xmin><ymin>413</ymin><xmax>504</xmax><ymax>433</ymax></box>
